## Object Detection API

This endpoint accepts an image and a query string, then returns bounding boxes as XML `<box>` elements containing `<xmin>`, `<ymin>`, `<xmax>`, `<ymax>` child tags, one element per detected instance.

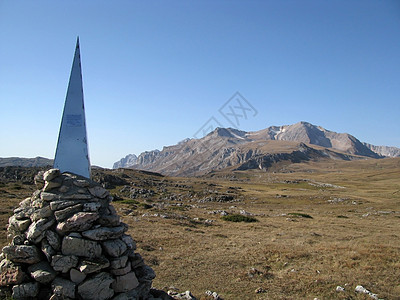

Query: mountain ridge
<box><xmin>0</xmin><ymin>157</ymin><xmax>53</xmax><ymax>168</ymax></box>
<box><xmin>114</xmin><ymin>121</ymin><xmax>400</xmax><ymax>176</ymax></box>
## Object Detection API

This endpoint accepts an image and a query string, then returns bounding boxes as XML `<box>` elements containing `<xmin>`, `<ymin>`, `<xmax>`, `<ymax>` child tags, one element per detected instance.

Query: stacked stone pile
<box><xmin>0</xmin><ymin>169</ymin><xmax>165</xmax><ymax>300</ymax></box>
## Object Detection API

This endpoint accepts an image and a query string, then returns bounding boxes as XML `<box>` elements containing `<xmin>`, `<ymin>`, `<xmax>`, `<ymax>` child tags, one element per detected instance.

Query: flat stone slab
<box><xmin>2</xmin><ymin>245</ymin><xmax>42</xmax><ymax>264</ymax></box>
<box><xmin>82</xmin><ymin>225</ymin><xmax>125</xmax><ymax>241</ymax></box>
<box><xmin>61</xmin><ymin>236</ymin><xmax>102</xmax><ymax>258</ymax></box>
<box><xmin>54</xmin><ymin>203</ymin><xmax>83</xmax><ymax>221</ymax></box>
<box><xmin>31</xmin><ymin>206</ymin><xmax>53</xmax><ymax>222</ymax></box>
<box><xmin>56</xmin><ymin>212</ymin><xmax>99</xmax><ymax>234</ymax></box>
<box><xmin>78</xmin><ymin>257</ymin><xmax>110</xmax><ymax>274</ymax></box>
<box><xmin>78</xmin><ymin>272</ymin><xmax>114</xmax><ymax>300</ymax></box>
<box><xmin>50</xmin><ymin>200</ymin><xmax>80</xmax><ymax>211</ymax></box>
<box><xmin>51</xmin><ymin>255</ymin><xmax>79</xmax><ymax>273</ymax></box>
<box><xmin>40</xmin><ymin>192</ymin><xmax>60</xmax><ymax>201</ymax></box>
<box><xmin>26</xmin><ymin>218</ymin><xmax>55</xmax><ymax>242</ymax></box>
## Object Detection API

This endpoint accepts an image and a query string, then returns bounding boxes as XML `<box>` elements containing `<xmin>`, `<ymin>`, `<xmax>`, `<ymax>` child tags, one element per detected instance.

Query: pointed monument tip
<box><xmin>76</xmin><ymin>36</ymin><xmax>80</xmax><ymax>48</ymax></box>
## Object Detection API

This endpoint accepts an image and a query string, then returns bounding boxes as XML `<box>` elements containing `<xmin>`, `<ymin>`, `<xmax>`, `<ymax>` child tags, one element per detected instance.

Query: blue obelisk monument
<box><xmin>54</xmin><ymin>37</ymin><xmax>91</xmax><ymax>178</ymax></box>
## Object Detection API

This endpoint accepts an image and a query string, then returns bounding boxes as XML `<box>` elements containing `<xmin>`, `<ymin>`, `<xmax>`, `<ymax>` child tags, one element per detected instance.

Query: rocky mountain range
<box><xmin>113</xmin><ymin>121</ymin><xmax>400</xmax><ymax>176</ymax></box>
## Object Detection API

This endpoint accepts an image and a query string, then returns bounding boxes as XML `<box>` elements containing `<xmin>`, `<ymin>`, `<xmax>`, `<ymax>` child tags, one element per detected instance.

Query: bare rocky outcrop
<box><xmin>0</xmin><ymin>168</ymin><xmax>169</xmax><ymax>300</ymax></box>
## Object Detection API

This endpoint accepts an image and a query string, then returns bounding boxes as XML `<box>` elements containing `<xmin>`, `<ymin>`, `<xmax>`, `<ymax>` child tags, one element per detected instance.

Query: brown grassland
<box><xmin>0</xmin><ymin>157</ymin><xmax>399</xmax><ymax>299</ymax></box>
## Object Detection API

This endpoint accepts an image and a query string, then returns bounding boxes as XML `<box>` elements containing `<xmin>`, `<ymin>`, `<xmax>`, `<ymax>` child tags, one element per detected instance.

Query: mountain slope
<box><xmin>114</xmin><ymin>122</ymin><xmax>399</xmax><ymax>176</ymax></box>
<box><xmin>362</xmin><ymin>143</ymin><xmax>400</xmax><ymax>157</ymax></box>
<box><xmin>248</xmin><ymin>122</ymin><xmax>380</xmax><ymax>157</ymax></box>
<box><xmin>113</xmin><ymin>154</ymin><xmax>138</xmax><ymax>169</ymax></box>
<box><xmin>0</xmin><ymin>157</ymin><xmax>53</xmax><ymax>167</ymax></box>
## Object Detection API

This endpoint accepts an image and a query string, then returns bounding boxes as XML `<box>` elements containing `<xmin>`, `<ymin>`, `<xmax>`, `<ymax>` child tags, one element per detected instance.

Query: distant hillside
<box><xmin>0</xmin><ymin>157</ymin><xmax>53</xmax><ymax>167</ymax></box>
<box><xmin>114</xmin><ymin>122</ymin><xmax>400</xmax><ymax>176</ymax></box>
<box><xmin>362</xmin><ymin>143</ymin><xmax>400</xmax><ymax>157</ymax></box>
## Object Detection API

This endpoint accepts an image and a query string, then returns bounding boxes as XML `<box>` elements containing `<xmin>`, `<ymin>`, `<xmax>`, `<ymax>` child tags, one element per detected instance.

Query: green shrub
<box><xmin>222</xmin><ymin>214</ymin><xmax>258</xmax><ymax>223</ymax></box>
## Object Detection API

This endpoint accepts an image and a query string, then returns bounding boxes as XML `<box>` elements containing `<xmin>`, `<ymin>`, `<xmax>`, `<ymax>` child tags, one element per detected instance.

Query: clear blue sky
<box><xmin>1</xmin><ymin>0</ymin><xmax>399</xmax><ymax>168</ymax></box>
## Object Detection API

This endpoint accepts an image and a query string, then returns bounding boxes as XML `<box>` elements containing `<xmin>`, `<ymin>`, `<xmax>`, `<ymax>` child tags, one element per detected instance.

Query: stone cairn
<box><xmin>0</xmin><ymin>169</ymin><xmax>169</xmax><ymax>300</ymax></box>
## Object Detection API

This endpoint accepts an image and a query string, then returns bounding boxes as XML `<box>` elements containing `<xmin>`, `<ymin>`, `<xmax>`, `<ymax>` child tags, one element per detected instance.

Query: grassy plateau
<box><xmin>0</xmin><ymin>158</ymin><xmax>399</xmax><ymax>299</ymax></box>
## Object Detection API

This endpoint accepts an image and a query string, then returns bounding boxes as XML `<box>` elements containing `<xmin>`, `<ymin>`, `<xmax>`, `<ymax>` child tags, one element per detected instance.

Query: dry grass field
<box><xmin>1</xmin><ymin>158</ymin><xmax>399</xmax><ymax>299</ymax></box>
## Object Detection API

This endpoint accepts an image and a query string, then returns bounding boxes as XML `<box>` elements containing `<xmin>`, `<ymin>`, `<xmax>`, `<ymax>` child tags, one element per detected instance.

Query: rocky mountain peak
<box><xmin>113</xmin><ymin>122</ymin><xmax>399</xmax><ymax>176</ymax></box>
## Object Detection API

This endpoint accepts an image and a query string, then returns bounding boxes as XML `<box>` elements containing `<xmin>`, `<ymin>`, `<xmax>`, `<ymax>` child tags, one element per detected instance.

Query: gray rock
<box><xmin>54</xmin><ymin>203</ymin><xmax>83</xmax><ymax>221</ymax></box>
<box><xmin>31</xmin><ymin>206</ymin><xmax>53</xmax><ymax>221</ymax></box>
<box><xmin>61</xmin><ymin>236</ymin><xmax>102</xmax><ymax>258</ymax></box>
<box><xmin>20</xmin><ymin>197</ymin><xmax>33</xmax><ymax>206</ymax></box>
<box><xmin>112</xmin><ymin>272</ymin><xmax>139</xmax><ymax>293</ymax></box>
<box><xmin>78</xmin><ymin>272</ymin><xmax>114</xmax><ymax>300</ymax></box>
<box><xmin>41</xmin><ymin>192</ymin><xmax>60</xmax><ymax>201</ymax></box>
<box><xmin>46</xmin><ymin>230</ymin><xmax>61</xmax><ymax>250</ymax></box>
<box><xmin>51</xmin><ymin>255</ymin><xmax>78</xmax><ymax>273</ymax></box>
<box><xmin>70</xmin><ymin>268</ymin><xmax>87</xmax><ymax>284</ymax></box>
<box><xmin>28</xmin><ymin>261</ymin><xmax>57</xmax><ymax>284</ymax></box>
<box><xmin>336</xmin><ymin>286</ymin><xmax>345</xmax><ymax>292</ymax></box>
<box><xmin>69</xmin><ymin>232</ymin><xmax>82</xmax><ymax>238</ymax></box>
<box><xmin>121</xmin><ymin>235</ymin><xmax>136</xmax><ymax>250</ymax></box>
<box><xmin>78</xmin><ymin>257</ymin><xmax>110</xmax><ymax>274</ymax></box>
<box><xmin>59</xmin><ymin>185</ymin><xmax>69</xmax><ymax>193</ymax></box>
<box><xmin>43</xmin><ymin>169</ymin><xmax>61</xmax><ymax>182</ymax></box>
<box><xmin>130</xmin><ymin>253</ymin><xmax>145</xmax><ymax>269</ymax></box>
<box><xmin>73</xmin><ymin>179</ymin><xmax>90</xmax><ymax>187</ymax></box>
<box><xmin>26</xmin><ymin>218</ymin><xmax>55</xmax><ymax>242</ymax></box>
<box><xmin>97</xmin><ymin>214</ymin><xmax>120</xmax><ymax>227</ymax></box>
<box><xmin>102</xmin><ymin>239</ymin><xmax>127</xmax><ymax>257</ymax></box>
<box><xmin>0</xmin><ymin>259</ymin><xmax>25</xmax><ymax>286</ymax></box>
<box><xmin>110</xmin><ymin>255</ymin><xmax>128</xmax><ymax>269</ymax></box>
<box><xmin>135</xmin><ymin>266</ymin><xmax>156</xmax><ymax>282</ymax></box>
<box><xmin>83</xmin><ymin>201</ymin><xmax>102</xmax><ymax>212</ymax></box>
<box><xmin>167</xmin><ymin>290</ymin><xmax>196</xmax><ymax>300</ymax></box>
<box><xmin>34</xmin><ymin>171</ymin><xmax>46</xmax><ymax>189</ymax></box>
<box><xmin>14</xmin><ymin>206</ymin><xmax>35</xmax><ymax>220</ymax></box>
<box><xmin>56</xmin><ymin>212</ymin><xmax>99</xmax><ymax>234</ymax></box>
<box><xmin>63</xmin><ymin>193</ymin><xmax>93</xmax><ymax>200</ymax></box>
<box><xmin>52</xmin><ymin>277</ymin><xmax>76</xmax><ymax>299</ymax></box>
<box><xmin>11</xmin><ymin>235</ymin><xmax>26</xmax><ymax>245</ymax></box>
<box><xmin>50</xmin><ymin>200</ymin><xmax>80</xmax><ymax>211</ymax></box>
<box><xmin>12</xmin><ymin>282</ymin><xmax>39</xmax><ymax>299</ymax></box>
<box><xmin>41</xmin><ymin>238</ymin><xmax>56</xmax><ymax>261</ymax></box>
<box><xmin>112</xmin><ymin>294</ymin><xmax>129</xmax><ymax>300</ymax></box>
<box><xmin>110</xmin><ymin>262</ymin><xmax>131</xmax><ymax>276</ymax></box>
<box><xmin>88</xmin><ymin>186</ymin><xmax>109</xmax><ymax>198</ymax></box>
<box><xmin>355</xmin><ymin>285</ymin><xmax>379</xmax><ymax>300</ymax></box>
<box><xmin>3</xmin><ymin>245</ymin><xmax>42</xmax><ymax>264</ymax></box>
<box><xmin>82</xmin><ymin>225</ymin><xmax>125</xmax><ymax>241</ymax></box>
<box><xmin>8</xmin><ymin>215</ymin><xmax>31</xmax><ymax>232</ymax></box>
<box><xmin>43</xmin><ymin>180</ymin><xmax>62</xmax><ymax>192</ymax></box>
